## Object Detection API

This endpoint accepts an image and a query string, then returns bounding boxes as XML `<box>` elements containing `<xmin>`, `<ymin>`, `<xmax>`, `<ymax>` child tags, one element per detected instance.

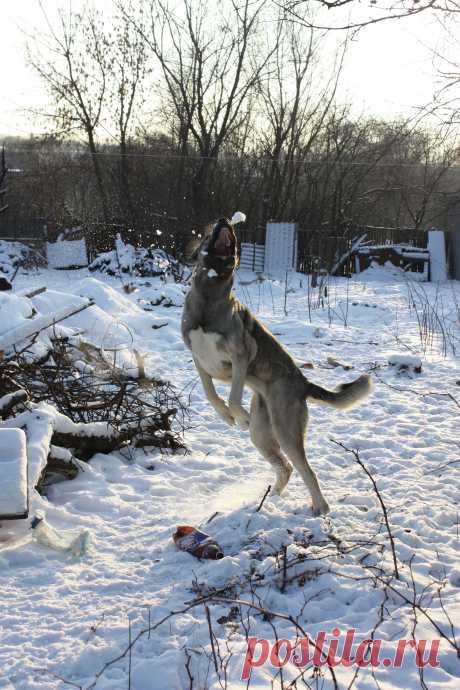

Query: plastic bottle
<box><xmin>31</xmin><ymin>515</ymin><xmax>90</xmax><ymax>557</ymax></box>
<box><xmin>173</xmin><ymin>525</ymin><xmax>224</xmax><ymax>560</ymax></box>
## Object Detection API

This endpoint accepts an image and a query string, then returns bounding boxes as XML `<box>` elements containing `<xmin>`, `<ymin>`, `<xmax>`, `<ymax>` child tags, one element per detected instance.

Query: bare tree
<box><xmin>27</xmin><ymin>1</ymin><xmax>110</xmax><ymax>224</ymax></box>
<box><xmin>126</xmin><ymin>0</ymin><xmax>272</xmax><ymax>223</ymax></box>
<box><xmin>279</xmin><ymin>1</ymin><xmax>460</xmax><ymax>31</ymax></box>
<box><xmin>307</xmin><ymin>118</ymin><xmax>458</xmax><ymax>232</ymax></box>
<box><xmin>430</xmin><ymin>9</ymin><xmax>460</xmax><ymax>127</ymax></box>
<box><xmin>106</xmin><ymin>4</ymin><xmax>149</xmax><ymax>227</ymax></box>
<box><xmin>254</xmin><ymin>13</ymin><xmax>347</xmax><ymax>237</ymax></box>
<box><xmin>381</xmin><ymin>126</ymin><xmax>458</xmax><ymax>229</ymax></box>
<box><xmin>0</xmin><ymin>147</ymin><xmax>7</xmax><ymax>215</ymax></box>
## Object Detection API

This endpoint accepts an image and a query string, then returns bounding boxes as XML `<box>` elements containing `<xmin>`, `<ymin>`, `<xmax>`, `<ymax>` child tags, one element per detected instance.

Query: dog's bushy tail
<box><xmin>304</xmin><ymin>374</ymin><xmax>372</xmax><ymax>410</ymax></box>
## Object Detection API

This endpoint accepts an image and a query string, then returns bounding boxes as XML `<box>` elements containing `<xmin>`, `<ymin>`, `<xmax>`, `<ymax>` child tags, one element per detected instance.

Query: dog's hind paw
<box><xmin>228</xmin><ymin>403</ymin><xmax>250</xmax><ymax>429</ymax></box>
<box><xmin>312</xmin><ymin>499</ymin><xmax>330</xmax><ymax>517</ymax></box>
<box><xmin>221</xmin><ymin>411</ymin><xmax>236</xmax><ymax>427</ymax></box>
<box><xmin>237</xmin><ymin>416</ymin><xmax>250</xmax><ymax>430</ymax></box>
<box><xmin>214</xmin><ymin>400</ymin><xmax>236</xmax><ymax>426</ymax></box>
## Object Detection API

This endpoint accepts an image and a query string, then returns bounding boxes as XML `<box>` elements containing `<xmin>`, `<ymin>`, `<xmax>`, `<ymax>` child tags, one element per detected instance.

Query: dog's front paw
<box><xmin>228</xmin><ymin>403</ymin><xmax>250</xmax><ymax>430</ymax></box>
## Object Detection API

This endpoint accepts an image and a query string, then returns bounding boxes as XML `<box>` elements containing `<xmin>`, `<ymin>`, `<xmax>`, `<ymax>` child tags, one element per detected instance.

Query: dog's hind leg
<box><xmin>267</xmin><ymin>390</ymin><xmax>330</xmax><ymax>516</ymax></box>
<box><xmin>249</xmin><ymin>393</ymin><xmax>293</xmax><ymax>495</ymax></box>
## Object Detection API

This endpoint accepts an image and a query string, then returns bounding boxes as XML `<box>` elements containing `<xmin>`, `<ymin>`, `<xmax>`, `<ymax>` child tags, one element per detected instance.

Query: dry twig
<box><xmin>330</xmin><ymin>438</ymin><xmax>400</xmax><ymax>580</ymax></box>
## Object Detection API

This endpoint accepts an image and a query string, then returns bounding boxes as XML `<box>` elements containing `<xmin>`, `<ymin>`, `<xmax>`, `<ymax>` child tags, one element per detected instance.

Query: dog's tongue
<box><xmin>214</xmin><ymin>227</ymin><xmax>233</xmax><ymax>256</ymax></box>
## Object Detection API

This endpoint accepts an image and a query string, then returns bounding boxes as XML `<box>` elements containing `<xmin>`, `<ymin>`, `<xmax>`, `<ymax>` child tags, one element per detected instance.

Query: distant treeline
<box><xmin>1</xmin><ymin>1</ymin><xmax>459</xmax><ymax>252</ymax></box>
<box><xmin>1</xmin><ymin>122</ymin><xmax>457</xmax><ymax>253</ymax></box>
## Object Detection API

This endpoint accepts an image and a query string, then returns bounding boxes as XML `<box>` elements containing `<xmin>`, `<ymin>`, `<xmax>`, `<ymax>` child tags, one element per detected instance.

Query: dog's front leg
<box><xmin>228</xmin><ymin>356</ymin><xmax>251</xmax><ymax>430</ymax></box>
<box><xmin>193</xmin><ymin>358</ymin><xmax>236</xmax><ymax>427</ymax></box>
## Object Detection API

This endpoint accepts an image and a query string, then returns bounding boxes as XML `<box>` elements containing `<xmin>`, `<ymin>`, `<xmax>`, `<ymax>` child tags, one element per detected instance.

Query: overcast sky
<box><xmin>0</xmin><ymin>1</ymin><xmax>444</xmax><ymax>139</ymax></box>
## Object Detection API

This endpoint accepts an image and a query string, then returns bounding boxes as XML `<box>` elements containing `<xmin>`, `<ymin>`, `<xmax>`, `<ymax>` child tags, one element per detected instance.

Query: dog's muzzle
<box><xmin>207</xmin><ymin>220</ymin><xmax>237</xmax><ymax>274</ymax></box>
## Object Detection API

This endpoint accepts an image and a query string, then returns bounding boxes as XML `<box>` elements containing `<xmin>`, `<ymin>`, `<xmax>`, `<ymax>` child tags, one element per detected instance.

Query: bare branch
<box><xmin>330</xmin><ymin>438</ymin><xmax>400</xmax><ymax>579</ymax></box>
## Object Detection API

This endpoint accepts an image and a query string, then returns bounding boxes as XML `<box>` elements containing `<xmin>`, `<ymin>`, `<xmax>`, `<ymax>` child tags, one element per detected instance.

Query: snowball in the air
<box><xmin>231</xmin><ymin>211</ymin><xmax>246</xmax><ymax>225</ymax></box>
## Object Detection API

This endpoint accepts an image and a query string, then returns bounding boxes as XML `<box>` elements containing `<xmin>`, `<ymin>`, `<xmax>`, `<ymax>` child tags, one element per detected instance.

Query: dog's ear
<box><xmin>216</xmin><ymin>217</ymin><xmax>233</xmax><ymax>229</ymax></box>
<box><xmin>184</xmin><ymin>237</ymin><xmax>202</xmax><ymax>264</ymax></box>
<box><xmin>183</xmin><ymin>224</ymin><xmax>214</xmax><ymax>264</ymax></box>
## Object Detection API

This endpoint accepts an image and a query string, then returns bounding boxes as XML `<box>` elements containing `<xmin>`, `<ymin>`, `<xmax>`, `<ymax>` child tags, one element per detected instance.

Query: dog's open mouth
<box><xmin>212</xmin><ymin>226</ymin><xmax>235</xmax><ymax>258</ymax></box>
<box><xmin>208</xmin><ymin>220</ymin><xmax>236</xmax><ymax>268</ymax></box>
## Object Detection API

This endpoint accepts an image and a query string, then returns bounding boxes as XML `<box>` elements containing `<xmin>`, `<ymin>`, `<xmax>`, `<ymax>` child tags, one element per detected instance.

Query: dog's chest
<box><xmin>189</xmin><ymin>327</ymin><xmax>232</xmax><ymax>379</ymax></box>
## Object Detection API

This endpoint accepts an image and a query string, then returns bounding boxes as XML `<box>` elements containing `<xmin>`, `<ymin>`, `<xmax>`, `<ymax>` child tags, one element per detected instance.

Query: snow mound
<box><xmin>74</xmin><ymin>277</ymin><xmax>142</xmax><ymax>315</ymax></box>
<box><xmin>0</xmin><ymin>292</ymin><xmax>33</xmax><ymax>332</ymax></box>
<box><xmin>356</xmin><ymin>260</ymin><xmax>425</xmax><ymax>283</ymax></box>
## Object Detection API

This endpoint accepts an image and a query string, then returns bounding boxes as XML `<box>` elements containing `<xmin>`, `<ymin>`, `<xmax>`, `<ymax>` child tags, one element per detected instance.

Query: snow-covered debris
<box><xmin>23</xmin><ymin>281</ymin><xmax>142</xmax><ymax>372</ymax></box>
<box><xmin>0</xmin><ymin>239</ymin><xmax>45</xmax><ymax>277</ymax></box>
<box><xmin>0</xmin><ymin>291</ymin><xmax>33</xmax><ymax>331</ymax></box>
<box><xmin>1</xmin><ymin>408</ymin><xmax>54</xmax><ymax>489</ymax></box>
<box><xmin>388</xmin><ymin>352</ymin><xmax>423</xmax><ymax>373</ymax></box>
<box><xmin>0</xmin><ymin>295</ymin><xmax>92</xmax><ymax>355</ymax></box>
<box><xmin>0</xmin><ymin>287</ymin><xmax>93</xmax><ymax>363</ymax></box>
<box><xmin>89</xmin><ymin>238</ymin><xmax>182</xmax><ymax>279</ymax></box>
<box><xmin>137</xmin><ymin>283</ymin><xmax>185</xmax><ymax>309</ymax></box>
<box><xmin>0</xmin><ymin>275</ymin><xmax>187</xmax><ymax>527</ymax></box>
<box><xmin>0</xmin><ymin>428</ymin><xmax>28</xmax><ymax>519</ymax></box>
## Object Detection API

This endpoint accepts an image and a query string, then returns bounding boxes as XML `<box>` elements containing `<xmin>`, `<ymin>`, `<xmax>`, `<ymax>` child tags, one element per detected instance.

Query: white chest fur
<box><xmin>189</xmin><ymin>327</ymin><xmax>232</xmax><ymax>380</ymax></box>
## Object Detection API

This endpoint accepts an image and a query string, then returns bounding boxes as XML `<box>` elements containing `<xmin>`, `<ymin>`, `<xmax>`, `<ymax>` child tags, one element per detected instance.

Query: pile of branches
<box><xmin>0</xmin><ymin>334</ymin><xmax>186</xmax><ymax>491</ymax></box>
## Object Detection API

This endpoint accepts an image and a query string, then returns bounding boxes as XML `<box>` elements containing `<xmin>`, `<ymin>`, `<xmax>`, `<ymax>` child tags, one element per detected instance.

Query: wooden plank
<box><xmin>16</xmin><ymin>286</ymin><xmax>47</xmax><ymax>299</ymax></box>
<box><xmin>330</xmin><ymin>234</ymin><xmax>367</xmax><ymax>276</ymax></box>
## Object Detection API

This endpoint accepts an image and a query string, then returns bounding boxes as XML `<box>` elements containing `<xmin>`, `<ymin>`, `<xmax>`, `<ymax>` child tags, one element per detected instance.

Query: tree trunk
<box><xmin>87</xmin><ymin>129</ymin><xmax>110</xmax><ymax>226</ymax></box>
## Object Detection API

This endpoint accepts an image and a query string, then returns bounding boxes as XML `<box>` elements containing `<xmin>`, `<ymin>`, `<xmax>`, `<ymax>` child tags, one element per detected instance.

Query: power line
<box><xmin>3</xmin><ymin>147</ymin><xmax>460</xmax><ymax>169</ymax></box>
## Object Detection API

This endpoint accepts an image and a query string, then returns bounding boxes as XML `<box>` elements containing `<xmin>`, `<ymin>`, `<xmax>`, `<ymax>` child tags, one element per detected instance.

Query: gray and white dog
<box><xmin>181</xmin><ymin>218</ymin><xmax>372</xmax><ymax>515</ymax></box>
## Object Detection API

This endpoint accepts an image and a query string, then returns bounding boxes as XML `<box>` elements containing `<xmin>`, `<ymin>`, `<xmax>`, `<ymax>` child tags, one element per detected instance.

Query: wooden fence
<box><xmin>296</xmin><ymin>225</ymin><xmax>428</xmax><ymax>276</ymax></box>
<box><xmin>1</xmin><ymin>215</ymin><xmax>430</xmax><ymax>278</ymax></box>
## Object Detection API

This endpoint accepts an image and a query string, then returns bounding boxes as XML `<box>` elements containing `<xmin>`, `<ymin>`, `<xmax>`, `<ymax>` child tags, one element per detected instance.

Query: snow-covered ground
<box><xmin>1</xmin><ymin>262</ymin><xmax>459</xmax><ymax>690</ymax></box>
